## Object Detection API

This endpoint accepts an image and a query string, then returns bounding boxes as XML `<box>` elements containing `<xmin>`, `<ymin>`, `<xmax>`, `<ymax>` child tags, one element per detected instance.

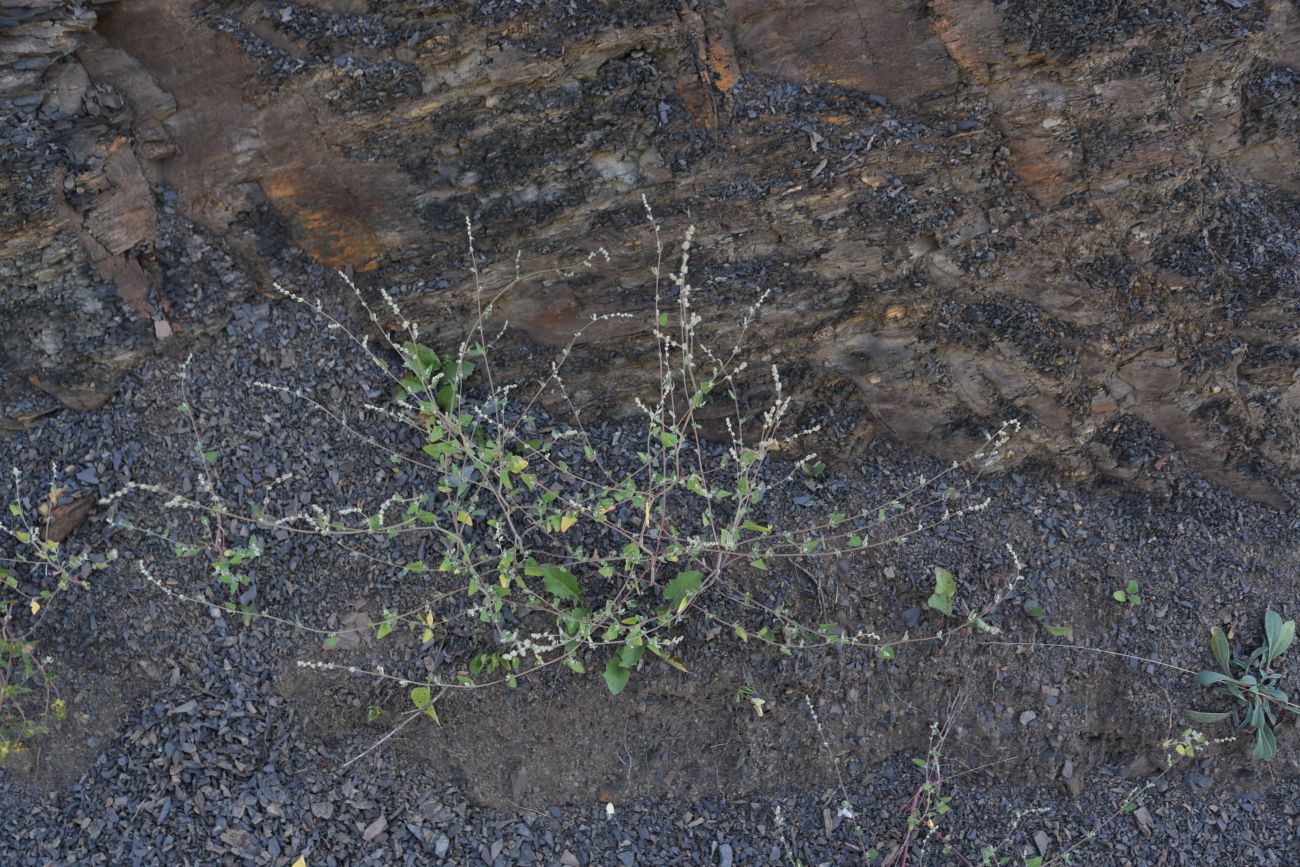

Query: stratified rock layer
<box><xmin>2</xmin><ymin>0</ymin><xmax>1298</xmax><ymax>506</ymax></box>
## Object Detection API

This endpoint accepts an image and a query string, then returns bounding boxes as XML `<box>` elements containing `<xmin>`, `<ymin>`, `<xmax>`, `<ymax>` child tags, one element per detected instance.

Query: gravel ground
<box><xmin>2</xmin><ymin>278</ymin><xmax>1300</xmax><ymax>865</ymax></box>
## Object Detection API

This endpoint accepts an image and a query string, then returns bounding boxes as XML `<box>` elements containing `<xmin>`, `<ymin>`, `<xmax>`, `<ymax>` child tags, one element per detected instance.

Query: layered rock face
<box><xmin>2</xmin><ymin>0</ymin><xmax>1298</xmax><ymax>506</ymax></box>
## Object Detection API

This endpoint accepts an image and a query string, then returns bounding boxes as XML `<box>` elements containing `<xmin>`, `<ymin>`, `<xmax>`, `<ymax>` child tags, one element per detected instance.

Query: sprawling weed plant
<box><xmin>1188</xmin><ymin>610</ymin><xmax>1298</xmax><ymax>760</ymax></box>
<box><xmin>0</xmin><ymin>469</ymin><xmax>116</xmax><ymax>760</ymax></box>
<box><xmin>110</xmin><ymin>201</ymin><xmax>1019</xmax><ymax>727</ymax></box>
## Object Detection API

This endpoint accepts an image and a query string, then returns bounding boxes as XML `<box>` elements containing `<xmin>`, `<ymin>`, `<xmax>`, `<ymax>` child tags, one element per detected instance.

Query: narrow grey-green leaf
<box><xmin>1265</xmin><ymin>609</ymin><xmax>1282</xmax><ymax>652</ymax></box>
<box><xmin>1210</xmin><ymin>626</ymin><xmax>1231</xmax><ymax>675</ymax></box>
<box><xmin>1183</xmin><ymin>709</ymin><xmax>1231</xmax><ymax>725</ymax></box>
<box><xmin>1267</xmin><ymin>614</ymin><xmax>1294</xmax><ymax>663</ymax></box>
<box><xmin>1253</xmin><ymin>723</ymin><xmax>1277</xmax><ymax>761</ymax></box>
<box><xmin>1195</xmin><ymin>670</ymin><xmax>1232</xmax><ymax>686</ymax></box>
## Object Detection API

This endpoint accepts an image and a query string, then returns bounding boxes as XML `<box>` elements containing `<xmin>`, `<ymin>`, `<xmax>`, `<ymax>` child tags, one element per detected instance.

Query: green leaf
<box><xmin>1025</xmin><ymin>858</ymin><xmax>1044</xmax><ymax>867</ymax></box>
<box><xmin>927</xmin><ymin>567</ymin><xmax>957</xmax><ymax>617</ymax></box>
<box><xmin>1195</xmin><ymin>670</ymin><xmax>1233</xmax><ymax>686</ymax></box>
<box><xmin>876</xmin><ymin>644</ymin><xmax>895</xmax><ymax>660</ymax></box>
<box><xmin>604</xmin><ymin>658</ymin><xmax>630</xmax><ymax>695</ymax></box>
<box><xmin>1265</xmin><ymin>610</ymin><xmax>1295</xmax><ymax>663</ymax></box>
<box><xmin>538</xmin><ymin>565</ymin><xmax>580</xmax><ymax>601</ymax></box>
<box><xmin>1184</xmin><ymin>709</ymin><xmax>1231</xmax><ymax>725</ymax></box>
<box><xmin>927</xmin><ymin>591</ymin><xmax>953</xmax><ymax>617</ymax></box>
<box><xmin>750</xmin><ymin>558</ymin><xmax>767</xmax><ymax>571</ymax></box>
<box><xmin>376</xmin><ymin>621</ymin><xmax>393</xmax><ymax>640</ymax></box>
<box><xmin>933</xmin><ymin>567</ymin><xmax>956</xmax><ymax>599</ymax></box>
<box><xmin>1043</xmin><ymin>623</ymin><xmax>1073</xmax><ymax>638</ymax></box>
<box><xmin>619</xmin><ymin>643</ymin><xmax>645</xmax><ymax>669</ymax></box>
<box><xmin>410</xmin><ymin>686</ymin><xmax>432</xmax><ymax>709</ymax></box>
<box><xmin>663</xmin><ymin>570</ymin><xmax>703</xmax><ymax>606</ymax></box>
<box><xmin>1112</xmin><ymin>590</ymin><xmax>1127</xmax><ymax>603</ymax></box>
<box><xmin>1210</xmin><ymin>626</ymin><xmax>1231</xmax><ymax>674</ymax></box>
<box><xmin>323</xmin><ymin>634</ymin><xmax>341</xmax><ymax>649</ymax></box>
<box><xmin>1253</xmin><ymin>723</ymin><xmax>1277</xmax><ymax>761</ymax></box>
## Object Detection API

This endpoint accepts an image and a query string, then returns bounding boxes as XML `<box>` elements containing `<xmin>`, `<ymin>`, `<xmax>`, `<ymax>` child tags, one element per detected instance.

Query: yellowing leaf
<box><xmin>559</xmin><ymin>514</ymin><xmax>577</xmax><ymax>533</ymax></box>
<box><xmin>456</xmin><ymin>510</ymin><xmax>472</xmax><ymax>526</ymax></box>
<box><xmin>662</xmin><ymin>653</ymin><xmax>690</xmax><ymax>673</ymax></box>
<box><xmin>30</xmin><ymin>598</ymin><xmax>40</xmax><ymax>615</ymax></box>
<box><xmin>293</xmin><ymin>857</ymin><xmax>307</xmax><ymax>867</ymax></box>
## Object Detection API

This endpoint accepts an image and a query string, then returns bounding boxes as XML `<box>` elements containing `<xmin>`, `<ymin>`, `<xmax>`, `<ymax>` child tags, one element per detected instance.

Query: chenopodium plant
<box><xmin>1188</xmin><ymin>610</ymin><xmax>1298</xmax><ymax>760</ymax></box>
<box><xmin>118</xmin><ymin>201</ymin><xmax>1016</xmax><ymax>726</ymax></box>
<box><xmin>1</xmin><ymin>469</ymin><xmax>117</xmax><ymax>760</ymax></box>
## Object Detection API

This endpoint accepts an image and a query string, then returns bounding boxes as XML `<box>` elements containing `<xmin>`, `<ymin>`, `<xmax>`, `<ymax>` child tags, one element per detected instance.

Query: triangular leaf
<box><xmin>663</xmin><ymin>570</ymin><xmax>704</xmax><ymax>605</ymax></box>
<box><xmin>604</xmin><ymin>658</ymin><xmax>630</xmax><ymax>695</ymax></box>
<box><xmin>927</xmin><ymin>592</ymin><xmax>953</xmax><ymax>617</ymax></box>
<box><xmin>541</xmin><ymin>565</ymin><xmax>580</xmax><ymax>601</ymax></box>
<box><xmin>933</xmin><ymin>567</ymin><xmax>956</xmax><ymax>599</ymax></box>
<box><xmin>619</xmin><ymin>643</ymin><xmax>645</xmax><ymax>670</ymax></box>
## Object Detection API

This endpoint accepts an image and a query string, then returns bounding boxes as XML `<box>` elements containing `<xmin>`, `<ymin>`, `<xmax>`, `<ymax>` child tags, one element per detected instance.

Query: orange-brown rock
<box><xmin>2</xmin><ymin>0</ymin><xmax>1298</xmax><ymax>508</ymax></box>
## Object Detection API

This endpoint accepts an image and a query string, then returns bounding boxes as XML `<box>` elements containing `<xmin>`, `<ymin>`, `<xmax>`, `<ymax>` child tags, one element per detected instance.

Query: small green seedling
<box><xmin>1111</xmin><ymin>579</ymin><xmax>1141</xmax><ymax>606</ymax></box>
<box><xmin>735</xmin><ymin>681</ymin><xmax>766</xmax><ymax>717</ymax></box>
<box><xmin>1024</xmin><ymin>601</ymin><xmax>1073</xmax><ymax>638</ymax></box>
<box><xmin>1187</xmin><ymin>609</ymin><xmax>1297</xmax><ymax>760</ymax></box>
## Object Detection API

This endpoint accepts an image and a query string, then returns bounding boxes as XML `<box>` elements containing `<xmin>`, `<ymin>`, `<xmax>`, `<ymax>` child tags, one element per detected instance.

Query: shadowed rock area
<box><xmin>2</xmin><ymin>0</ymin><xmax>1299</xmax><ymax>507</ymax></box>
